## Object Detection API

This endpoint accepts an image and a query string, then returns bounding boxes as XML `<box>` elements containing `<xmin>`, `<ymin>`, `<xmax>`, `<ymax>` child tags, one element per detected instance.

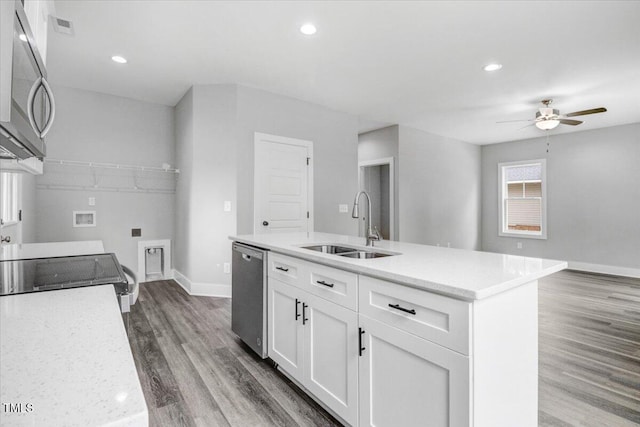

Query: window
<box><xmin>0</xmin><ymin>172</ymin><xmax>20</xmax><ymax>225</ymax></box>
<box><xmin>498</xmin><ymin>159</ymin><xmax>547</xmax><ymax>239</ymax></box>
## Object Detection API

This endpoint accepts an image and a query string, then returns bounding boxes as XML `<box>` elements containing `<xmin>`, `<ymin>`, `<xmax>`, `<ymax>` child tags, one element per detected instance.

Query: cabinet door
<box><xmin>359</xmin><ymin>315</ymin><xmax>470</xmax><ymax>427</ymax></box>
<box><xmin>268</xmin><ymin>279</ymin><xmax>304</xmax><ymax>380</ymax></box>
<box><xmin>304</xmin><ymin>294</ymin><xmax>359</xmax><ymax>426</ymax></box>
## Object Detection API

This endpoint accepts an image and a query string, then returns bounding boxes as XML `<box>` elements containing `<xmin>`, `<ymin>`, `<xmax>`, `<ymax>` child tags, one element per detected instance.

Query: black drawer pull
<box><xmin>359</xmin><ymin>327</ymin><xmax>366</xmax><ymax>356</ymax></box>
<box><xmin>295</xmin><ymin>298</ymin><xmax>301</xmax><ymax>321</ymax></box>
<box><xmin>316</xmin><ymin>280</ymin><xmax>334</xmax><ymax>288</ymax></box>
<box><xmin>302</xmin><ymin>303</ymin><xmax>309</xmax><ymax>325</ymax></box>
<box><xmin>388</xmin><ymin>303</ymin><xmax>416</xmax><ymax>315</ymax></box>
<box><xmin>275</xmin><ymin>266</ymin><xmax>289</xmax><ymax>272</ymax></box>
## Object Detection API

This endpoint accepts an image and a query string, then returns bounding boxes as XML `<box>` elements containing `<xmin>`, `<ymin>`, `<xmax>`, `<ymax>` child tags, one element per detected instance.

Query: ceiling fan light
<box><xmin>535</xmin><ymin>119</ymin><xmax>560</xmax><ymax>130</ymax></box>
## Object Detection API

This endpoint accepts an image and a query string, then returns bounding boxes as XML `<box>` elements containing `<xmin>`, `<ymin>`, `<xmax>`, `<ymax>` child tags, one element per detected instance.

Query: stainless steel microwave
<box><xmin>0</xmin><ymin>0</ymin><xmax>55</xmax><ymax>160</ymax></box>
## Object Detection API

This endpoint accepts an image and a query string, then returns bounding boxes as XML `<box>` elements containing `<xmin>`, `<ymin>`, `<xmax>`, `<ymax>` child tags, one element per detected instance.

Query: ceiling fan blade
<box><xmin>559</xmin><ymin>119</ymin><xmax>583</xmax><ymax>126</ymax></box>
<box><xmin>496</xmin><ymin>119</ymin><xmax>534</xmax><ymax>123</ymax></box>
<box><xmin>519</xmin><ymin>123</ymin><xmax>536</xmax><ymax>130</ymax></box>
<box><xmin>564</xmin><ymin>107</ymin><xmax>607</xmax><ymax>117</ymax></box>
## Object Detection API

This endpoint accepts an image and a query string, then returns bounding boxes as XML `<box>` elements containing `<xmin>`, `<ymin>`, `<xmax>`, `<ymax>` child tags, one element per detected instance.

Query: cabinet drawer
<box><xmin>359</xmin><ymin>276</ymin><xmax>471</xmax><ymax>355</ymax></box>
<box><xmin>305</xmin><ymin>263</ymin><xmax>358</xmax><ymax>311</ymax></box>
<box><xmin>268</xmin><ymin>253</ymin><xmax>305</xmax><ymax>286</ymax></box>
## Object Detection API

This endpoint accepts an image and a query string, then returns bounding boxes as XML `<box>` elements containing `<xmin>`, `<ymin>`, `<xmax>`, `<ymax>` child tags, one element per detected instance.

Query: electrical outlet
<box><xmin>88</xmin><ymin>197</ymin><xmax>95</xmax><ymax>206</ymax></box>
<box><xmin>223</xmin><ymin>262</ymin><xmax>230</xmax><ymax>274</ymax></box>
<box><xmin>339</xmin><ymin>204</ymin><xmax>349</xmax><ymax>213</ymax></box>
<box><xmin>517</xmin><ymin>242</ymin><xmax>523</xmax><ymax>249</ymax></box>
<box><xmin>224</xmin><ymin>201</ymin><xmax>232</xmax><ymax>212</ymax></box>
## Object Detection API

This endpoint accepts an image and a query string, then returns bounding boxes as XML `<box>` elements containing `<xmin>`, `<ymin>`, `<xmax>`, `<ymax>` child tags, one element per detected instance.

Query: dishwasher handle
<box><xmin>233</xmin><ymin>243</ymin><xmax>265</xmax><ymax>260</ymax></box>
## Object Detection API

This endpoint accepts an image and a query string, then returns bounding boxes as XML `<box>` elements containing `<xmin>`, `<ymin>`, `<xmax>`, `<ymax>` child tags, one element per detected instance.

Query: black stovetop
<box><xmin>0</xmin><ymin>253</ymin><xmax>128</xmax><ymax>296</ymax></box>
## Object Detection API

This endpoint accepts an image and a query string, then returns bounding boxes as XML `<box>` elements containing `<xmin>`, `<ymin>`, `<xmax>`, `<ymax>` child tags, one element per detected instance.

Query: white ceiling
<box><xmin>47</xmin><ymin>1</ymin><xmax>640</xmax><ymax>144</ymax></box>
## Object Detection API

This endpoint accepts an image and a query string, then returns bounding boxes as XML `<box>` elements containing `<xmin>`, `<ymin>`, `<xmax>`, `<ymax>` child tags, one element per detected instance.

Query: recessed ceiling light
<box><xmin>483</xmin><ymin>63</ymin><xmax>503</xmax><ymax>72</ymax></box>
<box><xmin>111</xmin><ymin>55</ymin><xmax>127</xmax><ymax>64</ymax></box>
<box><xmin>19</xmin><ymin>34</ymin><xmax>27</xmax><ymax>42</ymax></box>
<box><xmin>300</xmin><ymin>23</ymin><xmax>317</xmax><ymax>35</ymax></box>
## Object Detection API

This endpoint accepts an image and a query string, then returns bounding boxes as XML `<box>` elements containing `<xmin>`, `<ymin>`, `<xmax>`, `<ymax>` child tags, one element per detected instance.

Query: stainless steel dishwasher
<box><xmin>231</xmin><ymin>242</ymin><xmax>268</xmax><ymax>358</ymax></box>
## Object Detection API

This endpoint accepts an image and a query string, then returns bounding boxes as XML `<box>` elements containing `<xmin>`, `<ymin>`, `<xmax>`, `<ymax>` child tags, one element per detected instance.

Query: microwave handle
<box><xmin>27</xmin><ymin>76</ymin><xmax>43</xmax><ymax>136</ymax></box>
<box><xmin>39</xmin><ymin>77</ymin><xmax>55</xmax><ymax>138</ymax></box>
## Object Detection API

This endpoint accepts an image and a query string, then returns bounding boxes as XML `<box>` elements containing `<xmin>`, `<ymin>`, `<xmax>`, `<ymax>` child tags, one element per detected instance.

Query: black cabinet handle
<box><xmin>359</xmin><ymin>328</ymin><xmax>366</xmax><ymax>356</ymax></box>
<box><xmin>302</xmin><ymin>303</ymin><xmax>309</xmax><ymax>325</ymax></box>
<box><xmin>276</xmin><ymin>266</ymin><xmax>289</xmax><ymax>272</ymax></box>
<box><xmin>388</xmin><ymin>303</ymin><xmax>416</xmax><ymax>315</ymax></box>
<box><xmin>262</xmin><ymin>221</ymin><xmax>269</xmax><ymax>226</ymax></box>
<box><xmin>295</xmin><ymin>298</ymin><xmax>301</xmax><ymax>320</ymax></box>
<box><xmin>316</xmin><ymin>280</ymin><xmax>334</xmax><ymax>288</ymax></box>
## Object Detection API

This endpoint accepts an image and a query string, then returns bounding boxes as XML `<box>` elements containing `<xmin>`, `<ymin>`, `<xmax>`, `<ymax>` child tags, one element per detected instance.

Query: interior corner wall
<box><xmin>174</xmin><ymin>87</ymin><xmax>194</xmax><ymax>280</ymax></box>
<box><xmin>174</xmin><ymin>85</ymin><xmax>238</xmax><ymax>291</ymax></box>
<box><xmin>398</xmin><ymin>126</ymin><xmax>482</xmax><ymax>250</ymax></box>
<box><xmin>35</xmin><ymin>85</ymin><xmax>176</xmax><ymax>273</ymax></box>
<box><xmin>481</xmin><ymin>123</ymin><xmax>640</xmax><ymax>271</ymax></box>
<box><xmin>235</xmin><ymin>85</ymin><xmax>359</xmax><ymax>236</ymax></box>
<box><xmin>358</xmin><ymin>125</ymin><xmax>400</xmax><ymax>239</ymax></box>
<box><xmin>20</xmin><ymin>173</ymin><xmax>37</xmax><ymax>243</ymax></box>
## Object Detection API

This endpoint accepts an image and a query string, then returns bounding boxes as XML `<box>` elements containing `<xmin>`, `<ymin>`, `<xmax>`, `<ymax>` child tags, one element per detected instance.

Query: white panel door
<box><xmin>0</xmin><ymin>172</ymin><xmax>22</xmax><ymax>245</ymax></box>
<box><xmin>267</xmin><ymin>278</ymin><xmax>304</xmax><ymax>380</ymax></box>
<box><xmin>359</xmin><ymin>315</ymin><xmax>471</xmax><ymax>427</ymax></box>
<box><xmin>304</xmin><ymin>294</ymin><xmax>359</xmax><ymax>426</ymax></box>
<box><xmin>254</xmin><ymin>133</ymin><xmax>312</xmax><ymax>233</ymax></box>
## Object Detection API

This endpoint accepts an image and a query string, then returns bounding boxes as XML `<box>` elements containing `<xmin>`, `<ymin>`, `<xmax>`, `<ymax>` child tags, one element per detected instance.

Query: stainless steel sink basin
<box><xmin>302</xmin><ymin>245</ymin><xmax>359</xmax><ymax>254</ymax></box>
<box><xmin>338</xmin><ymin>251</ymin><xmax>393</xmax><ymax>259</ymax></box>
<box><xmin>301</xmin><ymin>244</ymin><xmax>398</xmax><ymax>259</ymax></box>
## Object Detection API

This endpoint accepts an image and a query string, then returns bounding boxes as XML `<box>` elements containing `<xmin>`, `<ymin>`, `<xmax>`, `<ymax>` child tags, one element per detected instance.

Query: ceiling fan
<box><xmin>498</xmin><ymin>99</ymin><xmax>607</xmax><ymax>130</ymax></box>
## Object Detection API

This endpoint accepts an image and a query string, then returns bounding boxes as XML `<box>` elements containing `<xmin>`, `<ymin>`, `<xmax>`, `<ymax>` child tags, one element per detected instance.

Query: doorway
<box><xmin>358</xmin><ymin>157</ymin><xmax>394</xmax><ymax>240</ymax></box>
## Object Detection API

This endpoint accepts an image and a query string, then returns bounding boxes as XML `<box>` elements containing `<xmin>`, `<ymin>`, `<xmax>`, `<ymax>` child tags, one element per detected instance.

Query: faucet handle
<box><xmin>371</xmin><ymin>226</ymin><xmax>381</xmax><ymax>240</ymax></box>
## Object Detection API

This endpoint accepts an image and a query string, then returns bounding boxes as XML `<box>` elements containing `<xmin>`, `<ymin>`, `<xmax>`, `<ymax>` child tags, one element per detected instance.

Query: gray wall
<box><xmin>236</xmin><ymin>85</ymin><xmax>359</xmax><ymax>236</ymax></box>
<box><xmin>36</xmin><ymin>85</ymin><xmax>176</xmax><ymax>272</ymax></box>
<box><xmin>398</xmin><ymin>126</ymin><xmax>482</xmax><ymax>250</ymax></box>
<box><xmin>20</xmin><ymin>173</ymin><xmax>37</xmax><ymax>243</ymax></box>
<box><xmin>174</xmin><ymin>84</ymin><xmax>359</xmax><ymax>290</ymax></box>
<box><xmin>174</xmin><ymin>85</ymin><xmax>238</xmax><ymax>287</ymax></box>
<box><xmin>481</xmin><ymin>123</ymin><xmax>640</xmax><ymax>269</ymax></box>
<box><xmin>174</xmin><ymin>88</ymin><xmax>194</xmax><ymax>280</ymax></box>
<box><xmin>358</xmin><ymin>125</ymin><xmax>399</xmax><ymax>239</ymax></box>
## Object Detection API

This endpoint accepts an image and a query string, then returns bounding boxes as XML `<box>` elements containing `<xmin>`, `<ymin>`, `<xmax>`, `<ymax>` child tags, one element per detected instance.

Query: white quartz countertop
<box><xmin>0</xmin><ymin>240</ymin><xmax>105</xmax><ymax>261</ymax></box>
<box><xmin>0</xmin><ymin>286</ymin><xmax>148</xmax><ymax>427</ymax></box>
<box><xmin>231</xmin><ymin>232</ymin><xmax>567</xmax><ymax>300</ymax></box>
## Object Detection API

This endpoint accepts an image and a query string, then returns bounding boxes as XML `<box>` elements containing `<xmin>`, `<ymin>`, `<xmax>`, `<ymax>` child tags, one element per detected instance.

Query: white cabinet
<box><xmin>268</xmin><ymin>278</ymin><xmax>304</xmax><ymax>379</ymax></box>
<box><xmin>358</xmin><ymin>314</ymin><xmax>470</xmax><ymax>427</ymax></box>
<box><xmin>268</xmin><ymin>278</ymin><xmax>359</xmax><ymax>425</ymax></box>
<box><xmin>264</xmin><ymin>252</ymin><xmax>539</xmax><ymax>427</ymax></box>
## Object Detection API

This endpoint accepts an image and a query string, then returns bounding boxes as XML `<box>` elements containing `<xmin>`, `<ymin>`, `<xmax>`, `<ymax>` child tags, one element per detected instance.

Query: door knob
<box><xmin>262</xmin><ymin>221</ymin><xmax>269</xmax><ymax>226</ymax></box>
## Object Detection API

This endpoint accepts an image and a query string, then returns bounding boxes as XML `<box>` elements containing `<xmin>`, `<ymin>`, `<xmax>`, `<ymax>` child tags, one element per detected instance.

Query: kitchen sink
<box><xmin>301</xmin><ymin>244</ymin><xmax>398</xmax><ymax>259</ymax></box>
<box><xmin>338</xmin><ymin>251</ymin><xmax>393</xmax><ymax>259</ymax></box>
<box><xmin>302</xmin><ymin>245</ymin><xmax>360</xmax><ymax>254</ymax></box>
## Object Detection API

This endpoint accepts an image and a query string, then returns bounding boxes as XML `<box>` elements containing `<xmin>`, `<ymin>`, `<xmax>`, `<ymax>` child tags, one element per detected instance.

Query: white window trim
<box><xmin>498</xmin><ymin>159</ymin><xmax>547</xmax><ymax>240</ymax></box>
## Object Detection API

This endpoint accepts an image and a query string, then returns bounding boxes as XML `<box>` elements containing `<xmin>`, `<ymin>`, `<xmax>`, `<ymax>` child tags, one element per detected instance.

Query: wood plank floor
<box><xmin>538</xmin><ymin>270</ymin><xmax>640</xmax><ymax>427</ymax></box>
<box><xmin>128</xmin><ymin>279</ymin><xmax>341</xmax><ymax>427</ymax></box>
<box><xmin>129</xmin><ymin>270</ymin><xmax>640</xmax><ymax>427</ymax></box>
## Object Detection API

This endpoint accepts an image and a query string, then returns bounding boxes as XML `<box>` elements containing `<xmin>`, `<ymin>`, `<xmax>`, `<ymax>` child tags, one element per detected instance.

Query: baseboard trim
<box><xmin>172</xmin><ymin>269</ymin><xmax>231</xmax><ymax>298</ymax></box>
<box><xmin>567</xmin><ymin>261</ymin><xmax>640</xmax><ymax>279</ymax></box>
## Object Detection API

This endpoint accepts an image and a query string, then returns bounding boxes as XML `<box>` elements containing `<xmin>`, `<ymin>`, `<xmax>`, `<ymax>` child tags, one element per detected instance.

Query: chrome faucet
<box><xmin>352</xmin><ymin>190</ymin><xmax>381</xmax><ymax>246</ymax></box>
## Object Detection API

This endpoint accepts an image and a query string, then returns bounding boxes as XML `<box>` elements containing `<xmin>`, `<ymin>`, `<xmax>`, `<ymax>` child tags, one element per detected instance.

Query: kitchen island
<box><xmin>230</xmin><ymin>232</ymin><xmax>567</xmax><ymax>427</ymax></box>
<box><xmin>0</xmin><ymin>285</ymin><xmax>148</xmax><ymax>427</ymax></box>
